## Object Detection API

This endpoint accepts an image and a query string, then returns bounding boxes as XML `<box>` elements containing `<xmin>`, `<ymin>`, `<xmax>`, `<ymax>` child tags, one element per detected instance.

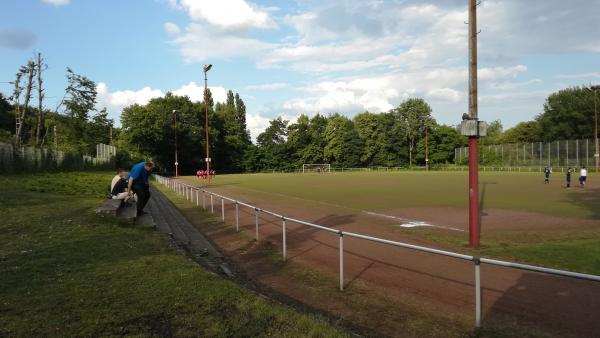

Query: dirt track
<box><xmin>192</xmin><ymin>183</ymin><xmax>600</xmax><ymax>337</ymax></box>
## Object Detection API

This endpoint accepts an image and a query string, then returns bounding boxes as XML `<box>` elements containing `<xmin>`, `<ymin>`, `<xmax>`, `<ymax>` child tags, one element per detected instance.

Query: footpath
<box><xmin>146</xmin><ymin>187</ymin><xmax>232</xmax><ymax>276</ymax></box>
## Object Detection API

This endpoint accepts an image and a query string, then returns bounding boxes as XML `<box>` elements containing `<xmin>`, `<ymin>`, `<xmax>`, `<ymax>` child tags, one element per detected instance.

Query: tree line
<box><xmin>1</xmin><ymin>55</ymin><xmax>597</xmax><ymax>173</ymax></box>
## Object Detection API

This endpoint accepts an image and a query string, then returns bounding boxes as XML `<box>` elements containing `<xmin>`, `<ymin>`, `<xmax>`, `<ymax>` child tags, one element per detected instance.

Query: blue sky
<box><xmin>1</xmin><ymin>0</ymin><xmax>600</xmax><ymax>139</ymax></box>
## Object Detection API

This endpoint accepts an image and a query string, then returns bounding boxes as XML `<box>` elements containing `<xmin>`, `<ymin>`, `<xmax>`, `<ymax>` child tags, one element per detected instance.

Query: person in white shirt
<box><xmin>579</xmin><ymin>166</ymin><xmax>588</xmax><ymax>188</ymax></box>
<box><xmin>111</xmin><ymin>168</ymin><xmax>130</xmax><ymax>200</ymax></box>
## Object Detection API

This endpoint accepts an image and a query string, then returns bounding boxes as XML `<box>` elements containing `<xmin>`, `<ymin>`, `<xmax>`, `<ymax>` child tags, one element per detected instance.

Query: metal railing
<box><xmin>153</xmin><ymin>175</ymin><xmax>600</xmax><ymax>328</ymax></box>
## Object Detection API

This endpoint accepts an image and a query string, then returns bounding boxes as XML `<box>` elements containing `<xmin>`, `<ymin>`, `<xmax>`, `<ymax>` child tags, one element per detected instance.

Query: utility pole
<box><xmin>467</xmin><ymin>0</ymin><xmax>480</xmax><ymax>247</ymax></box>
<box><xmin>203</xmin><ymin>64</ymin><xmax>213</xmax><ymax>185</ymax></box>
<box><xmin>173</xmin><ymin>109</ymin><xmax>179</xmax><ymax>177</ymax></box>
<box><xmin>53</xmin><ymin>125</ymin><xmax>57</xmax><ymax>150</ymax></box>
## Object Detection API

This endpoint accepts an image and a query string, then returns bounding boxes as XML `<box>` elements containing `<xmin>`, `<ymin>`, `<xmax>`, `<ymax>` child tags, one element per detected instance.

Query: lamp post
<box><xmin>203</xmin><ymin>64</ymin><xmax>213</xmax><ymax>185</ymax></box>
<box><xmin>587</xmin><ymin>85</ymin><xmax>600</xmax><ymax>173</ymax></box>
<box><xmin>173</xmin><ymin>109</ymin><xmax>179</xmax><ymax>177</ymax></box>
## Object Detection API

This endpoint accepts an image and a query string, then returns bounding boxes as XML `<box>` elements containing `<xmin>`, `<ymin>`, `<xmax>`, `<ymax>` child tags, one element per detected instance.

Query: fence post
<box><xmin>255</xmin><ymin>208</ymin><xmax>259</xmax><ymax>241</ymax></box>
<box><xmin>282</xmin><ymin>217</ymin><xmax>287</xmax><ymax>261</ymax></box>
<box><xmin>196</xmin><ymin>190</ymin><xmax>199</xmax><ymax>206</ymax></box>
<box><xmin>210</xmin><ymin>194</ymin><xmax>214</xmax><ymax>213</ymax></box>
<box><xmin>474</xmin><ymin>257</ymin><xmax>482</xmax><ymax>328</ymax></box>
<box><xmin>202</xmin><ymin>192</ymin><xmax>206</xmax><ymax>209</ymax></box>
<box><xmin>339</xmin><ymin>231</ymin><xmax>344</xmax><ymax>291</ymax></box>
<box><xmin>235</xmin><ymin>202</ymin><xmax>239</xmax><ymax>231</ymax></box>
<box><xmin>221</xmin><ymin>198</ymin><xmax>225</xmax><ymax>221</ymax></box>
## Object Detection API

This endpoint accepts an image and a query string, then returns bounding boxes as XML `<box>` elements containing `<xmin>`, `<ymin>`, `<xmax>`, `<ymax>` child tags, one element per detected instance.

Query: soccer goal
<box><xmin>302</xmin><ymin>163</ymin><xmax>331</xmax><ymax>173</ymax></box>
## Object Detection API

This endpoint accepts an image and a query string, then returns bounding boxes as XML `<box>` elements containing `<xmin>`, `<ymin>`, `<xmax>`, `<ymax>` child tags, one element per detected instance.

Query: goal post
<box><xmin>302</xmin><ymin>163</ymin><xmax>331</xmax><ymax>173</ymax></box>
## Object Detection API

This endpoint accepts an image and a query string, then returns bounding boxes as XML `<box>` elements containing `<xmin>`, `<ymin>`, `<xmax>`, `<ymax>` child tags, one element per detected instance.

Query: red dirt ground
<box><xmin>190</xmin><ymin>183</ymin><xmax>600</xmax><ymax>337</ymax></box>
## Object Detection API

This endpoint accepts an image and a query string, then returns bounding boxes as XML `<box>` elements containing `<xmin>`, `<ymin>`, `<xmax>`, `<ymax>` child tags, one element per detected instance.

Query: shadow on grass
<box><xmin>564</xmin><ymin>187</ymin><xmax>600</xmax><ymax>220</ymax></box>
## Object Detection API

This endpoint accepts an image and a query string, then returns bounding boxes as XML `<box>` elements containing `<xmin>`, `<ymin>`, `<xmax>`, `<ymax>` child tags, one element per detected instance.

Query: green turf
<box><xmin>0</xmin><ymin>172</ymin><xmax>347</xmax><ymax>337</ymax></box>
<box><xmin>188</xmin><ymin>171</ymin><xmax>600</xmax><ymax>219</ymax></box>
<box><xmin>182</xmin><ymin>171</ymin><xmax>600</xmax><ymax>274</ymax></box>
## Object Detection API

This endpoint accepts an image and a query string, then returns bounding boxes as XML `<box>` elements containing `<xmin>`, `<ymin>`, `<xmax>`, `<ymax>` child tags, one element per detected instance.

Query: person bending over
<box><xmin>128</xmin><ymin>161</ymin><xmax>154</xmax><ymax>216</ymax></box>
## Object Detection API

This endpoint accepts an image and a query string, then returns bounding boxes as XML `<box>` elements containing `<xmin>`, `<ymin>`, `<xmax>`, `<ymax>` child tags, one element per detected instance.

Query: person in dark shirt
<box><xmin>543</xmin><ymin>167</ymin><xmax>551</xmax><ymax>184</ymax></box>
<box><xmin>565</xmin><ymin>168</ymin><xmax>572</xmax><ymax>188</ymax></box>
<box><xmin>127</xmin><ymin>161</ymin><xmax>155</xmax><ymax>216</ymax></box>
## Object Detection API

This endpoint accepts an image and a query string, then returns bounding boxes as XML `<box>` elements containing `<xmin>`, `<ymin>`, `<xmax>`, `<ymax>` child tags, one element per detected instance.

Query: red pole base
<box><xmin>468</xmin><ymin>137</ymin><xmax>480</xmax><ymax>248</ymax></box>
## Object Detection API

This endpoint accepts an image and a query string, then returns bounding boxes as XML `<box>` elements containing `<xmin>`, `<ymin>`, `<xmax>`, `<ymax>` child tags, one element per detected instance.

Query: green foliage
<box><xmin>324</xmin><ymin>114</ymin><xmax>362</xmax><ymax>167</ymax></box>
<box><xmin>0</xmin><ymin>172</ymin><xmax>347</xmax><ymax>337</ymax></box>
<box><xmin>499</xmin><ymin>121</ymin><xmax>541</xmax><ymax>144</ymax></box>
<box><xmin>538</xmin><ymin>86</ymin><xmax>597</xmax><ymax>141</ymax></box>
<box><xmin>393</xmin><ymin>98</ymin><xmax>435</xmax><ymax>166</ymax></box>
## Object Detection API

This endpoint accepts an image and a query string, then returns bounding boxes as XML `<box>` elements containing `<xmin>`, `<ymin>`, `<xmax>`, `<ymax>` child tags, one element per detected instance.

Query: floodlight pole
<box><xmin>173</xmin><ymin>109</ymin><xmax>179</xmax><ymax>177</ymax></box>
<box><xmin>204</xmin><ymin>64</ymin><xmax>213</xmax><ymax>185</ymax></box>
<box><xmin>468</xmin><ymin>0</ymin><xmax>480</xmax><ymax>248</ymax></box>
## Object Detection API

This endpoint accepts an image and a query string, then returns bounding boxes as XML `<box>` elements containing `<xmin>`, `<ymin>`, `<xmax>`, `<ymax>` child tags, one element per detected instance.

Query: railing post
<box><xmin>339</xmin><ymin>231</ymin><xmax>344</xmax><ymax>291</ymax></box>
<box><xmin>196</xmin><ymin>190</ymin><xmax>199</xmax><ymax>206</ymax></box>
<box><xmin>474</xmin><ymin>257</ymin><xmax>482</xmax><ymax>328</ymax></box>
<box><xmin>255</xmin><ymin>208</ymin><xmax>259</xmax><ymax>241</ymax></box>
<box><xmin>235</xmin><ymin>202</ymin><xmax>239</xmax><ymax>231</ymax></box>
<box><xmin>202</xmin><ymin>192</ymin><xmax>206</xmax><ymax>209</ymax></box>
<box><xmin>282</xmin><ymin>217</ymin><xmax>287</xmax><ymax>261</ymax></box>
<box><xmin>221</xmin><ymin>198</ymin><xmax>225</xmax><ymax>221</ymax></box>
<box><xmin>210</xmin><ymin>194</ymin><xmax>214</xmax><ymax>213</ymax></box>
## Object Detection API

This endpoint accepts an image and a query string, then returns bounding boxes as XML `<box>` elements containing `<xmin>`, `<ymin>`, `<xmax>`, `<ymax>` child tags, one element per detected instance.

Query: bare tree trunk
<box><xmin>35</xmin><ymin>53</ymin><xmax>46</xmax><ymax>146</ymax></box>
<box><xmin>13</xmin><ymin>72</ymin><xmax>23</xmax><ymax>146</ymax></box>
<box><xmin>16</xmin><ymin>62</ymin><xmax>36</xmax><ymax>145</ymax></box>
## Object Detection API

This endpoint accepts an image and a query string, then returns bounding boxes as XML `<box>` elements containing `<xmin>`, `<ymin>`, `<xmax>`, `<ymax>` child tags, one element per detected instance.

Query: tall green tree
<box><xmin>63</xmin><ymin>67</ymin><xmax>98</xmax><ymax>152</ymax></box>
<box><xmin>324</xmin><ymin>114</ymin><xmax>362</xmax><ymax>167</ymax></box>
<box><xmin>394</xmin><ymin>98</ymin><xmax>434</xmax><ymax>167</ymax></box>
<box><xmin>537</xmin><ymin>87</ymin><xmax>596</xmax><ymax>141</ymax></box>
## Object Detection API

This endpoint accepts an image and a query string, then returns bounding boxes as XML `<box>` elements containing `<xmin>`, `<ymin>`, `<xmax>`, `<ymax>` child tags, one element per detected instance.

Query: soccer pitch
<box><xmin>189</xmin><ymin>171</ymin><xmax>599</xmax><ymax>221</ymax></box>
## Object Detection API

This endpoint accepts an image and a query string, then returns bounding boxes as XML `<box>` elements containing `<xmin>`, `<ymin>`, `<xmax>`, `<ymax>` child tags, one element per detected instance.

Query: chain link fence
<box><xmin>455</xmin><ymin>139</ymin><xmax>599</xmax><ymax>168</ymax></box>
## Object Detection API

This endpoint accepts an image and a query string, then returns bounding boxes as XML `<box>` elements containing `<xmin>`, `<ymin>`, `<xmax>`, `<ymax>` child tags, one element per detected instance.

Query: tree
<box><xmin>64</xmin><ymin>67</ymin><xmax>97</xmax><ymax>152</ymax></box>
<box><xmin>254</xmin><ymin>117</ymin><xmax>289</xmax><ymax>170</ymax></box>
<box><xmin>537</xmin><ymin>87</ymin><xmax>596</xmax><ymax>141</ymax></box>
<box><xmin>417</xmin><ymin>125</ymin><xmax>465</xmax><ymax>164</ymax></box>
<box><xmin>499</xmin><ymin>121</ymin><xmax>541</xmax><ymax>144</ymax></box>
<box><xmin>481</xmin><ymin>120</ymin><xmax>503</xmax><ymax>145</ymax></box>
<box><xmin>35</xmin><ymin>53</ymin><xmax>47</xmax><ymax>146</ymax></box>
<box><xmin>14</xmin><ymin>61</ymin><xmax>37</xmax><ymax>146</ymax></box>
<box><xmin>394</xmin><ymin>98</ymin><xmax>434</xmax><ymax>167</ymax></box>
<box><xmin>324</xmin><ymin>114</ymin><xmax>362</xmax><ymax>167</ymax></box>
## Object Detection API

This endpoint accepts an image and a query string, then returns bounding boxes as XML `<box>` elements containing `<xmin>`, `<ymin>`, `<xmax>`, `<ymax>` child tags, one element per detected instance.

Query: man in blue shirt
<box><xmin>127</xmin><ymin>161</ymin><xmax>155</xmax><ymax>216</ymax></box>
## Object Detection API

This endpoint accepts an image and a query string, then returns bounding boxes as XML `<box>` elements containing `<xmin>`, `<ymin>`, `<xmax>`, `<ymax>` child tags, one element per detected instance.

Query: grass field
<box><xmin>0</xmin><ymin>172</ymin><xmax>346</xmax><ymax>337</ymax></box>
<box><xmin>197</xmin><ymin>171</ymin><xmax>600</xmax><ymax>219</ymax></box>
<box><xmin>183</xmin><ymin>171</ymin><xmax>600</xmax><ymax>274</ymax></box>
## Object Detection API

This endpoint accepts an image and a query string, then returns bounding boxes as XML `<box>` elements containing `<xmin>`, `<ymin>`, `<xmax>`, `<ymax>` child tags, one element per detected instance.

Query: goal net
<box><xmin>302</xmin><ymin>163</ymin><xmax>331</xmax><ymax>173</ymax></box>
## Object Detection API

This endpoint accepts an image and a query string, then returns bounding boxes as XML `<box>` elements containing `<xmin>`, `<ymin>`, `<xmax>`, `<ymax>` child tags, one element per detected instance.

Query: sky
<box><xmin>1</xmin><ymin>0</ymin><xmax>600</xmax><ymax>140</ymax></box>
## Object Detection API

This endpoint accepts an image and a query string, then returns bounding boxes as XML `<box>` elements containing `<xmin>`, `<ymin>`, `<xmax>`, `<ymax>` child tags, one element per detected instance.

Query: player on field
<box><xmin>196</xmin><ymin>170</ymin><xmax>202</xmax><ymax>179</ymax></box>
<box><xmin>565</xmin><ymin>168</ymin><xmax>572</xmax><ymax>188</ymax></box>
<box><xmin>579</xmin><ymin>166</ymin><xmax>588</xmax><ymax>188</ymax></box>
<box><xmin>544</xmin><ymin>167</ymin><xmax>551</xmax><ymax>184</ymax></box>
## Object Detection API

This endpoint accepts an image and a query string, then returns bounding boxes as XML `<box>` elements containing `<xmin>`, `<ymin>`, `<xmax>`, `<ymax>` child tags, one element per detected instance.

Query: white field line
<box><xmin>184</xmin><ymin>179</ymin><xmax>464</xmax><ymax>232</ymax></box>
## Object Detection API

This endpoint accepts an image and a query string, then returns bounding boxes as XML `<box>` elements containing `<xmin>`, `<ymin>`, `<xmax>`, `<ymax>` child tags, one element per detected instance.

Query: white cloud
<box><xmin>489</xmin><ymin>79</ymin><xmax>543</xmax><ymax>90</ymax></box>
<box><xmin>178</xmin><ymin>0</ymin><xmax>276</xmax><ymax>30</ymax></box>
<box><xmin>97</xmin><ymin>82</ymin><xmax>228</xmax><ymax>125</ymax></box>
<box><xmin>173</xmin><ymin>23</ymin><xmax>275</xmax><ymax>62</ymax></box>
<box><xmin>245</xmin><ymin>82</ymin><xmax>288</xmax><ymax>90</ymax></box>
<box><xmin>41</xmin><ymin>0</ymin><xmax>69</xmax><ymax>5</ymax></box>
<box><xmin>172</xmin><ymin>81</ymin><xmax>227</xmax><ymax>103</ymax></box>
<box><xmin>163</xmin><ymin>22</ymin><xmax>181</xmax><ymax>36</ymax></box>
<box><xmin>246</xmin><ymin>112</ymin><xmax>271</xmax><ymax>141</ymax></box>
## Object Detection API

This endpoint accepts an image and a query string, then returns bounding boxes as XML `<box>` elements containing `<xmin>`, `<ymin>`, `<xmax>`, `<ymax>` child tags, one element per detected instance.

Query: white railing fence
<box><xmin>153</xmin><ymin>175</ymin><xmax>600</xmax><ymax>329</ymax></box>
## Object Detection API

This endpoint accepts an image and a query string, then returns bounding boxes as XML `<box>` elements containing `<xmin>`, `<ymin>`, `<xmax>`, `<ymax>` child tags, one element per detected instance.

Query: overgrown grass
<box><xmin>0</xmin><ymin>172</ymin><xmax>347</xmax><ymax>337</ymax></box>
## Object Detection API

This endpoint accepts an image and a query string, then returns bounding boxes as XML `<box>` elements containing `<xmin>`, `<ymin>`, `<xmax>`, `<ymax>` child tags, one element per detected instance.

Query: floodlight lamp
<box><xmin>203</xmin><ymin>64</ymin><xmax>213</xmax><ymax>73</ymax></box>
